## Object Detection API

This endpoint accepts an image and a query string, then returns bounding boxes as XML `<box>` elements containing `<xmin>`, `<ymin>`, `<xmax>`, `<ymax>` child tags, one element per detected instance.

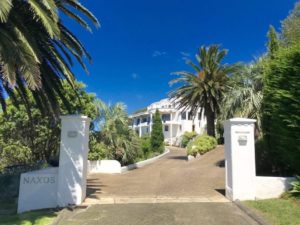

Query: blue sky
<box><xmin>67</xmin><ymin>0</ymin><xmax>296</xmax><ymax>113</ymax></box>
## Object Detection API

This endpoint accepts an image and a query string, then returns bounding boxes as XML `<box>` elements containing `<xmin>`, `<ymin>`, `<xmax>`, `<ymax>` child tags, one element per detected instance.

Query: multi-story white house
<box><xmin>129</xmin><ymin>98</ymin><xmax>207</xmax><ymax>145</ymax></box>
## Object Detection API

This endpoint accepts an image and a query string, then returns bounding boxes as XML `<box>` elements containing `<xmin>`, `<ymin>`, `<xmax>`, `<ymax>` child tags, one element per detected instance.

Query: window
<box><xmin>181</xmin><ymin>111</ymin><xmax>186</xmax><ymax>120</ymax></box>
<box><xmin>188</xmin><ymin>112</ymin><xmax>193</xmax><ymax>120</ymax></box>
<box><xmin>136</xmin><ymin>118</ymin><xmax>140</xmax><ymax>125</ymax></box>
<box><xmin>192</xmin><ymin>125</ymin><xmax>195</xmax><ymax>132</ymax></box>
<box><xmin>198</xmin><ymin>112</ymin><xmax>201</xmax><ymax>120</ymax></box>
<box><xmin>164</xmin><ymin>125</ymin><xmax>169</xmax><ymax>132</ymax></box>
<box><xmin>142</xmin><ymin>117</ymin><xmax>147</xmax><ymax>123</ymax></box>
<box><xmin>162</xmin><ymin>114</ymin><xmax>170</xmax><ymax>122</ymax></box>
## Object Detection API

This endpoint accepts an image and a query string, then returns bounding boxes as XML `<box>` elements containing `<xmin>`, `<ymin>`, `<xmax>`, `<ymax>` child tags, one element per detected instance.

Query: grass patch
<box><xmin>244</xmin><ymin>197</ymin><xmax>300</xmax><ymax>225</ymax></box>
<box><xmin>0</xmin><ymin>209</ymin><xmax>58</xmax><ymax>225</ymax></box>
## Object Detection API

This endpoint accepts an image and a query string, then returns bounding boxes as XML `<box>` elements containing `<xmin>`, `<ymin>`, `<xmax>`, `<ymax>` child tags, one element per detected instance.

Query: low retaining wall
<box><xmin>88</xmin><ymin>160</ymin><xmax>121</xmax><ymax>174</ymax></box>
<box><xmin>255</xmin><ymin>176</ymin><xmax>295</xmax><ymax>199</ymax></box>
<box><xmin>121</xmin><ymin>149</ymin><xmax>170</xmax><ymax>173</ymax></box>
<box><xmin>87</xmin><ymin>149</ymin><xmax>170</xmax><ymax>174</ymax></box>
<box><xmin>18</xmin><ymin>167</ymin><xmax>58</xmax><ymax>213</ymax></box>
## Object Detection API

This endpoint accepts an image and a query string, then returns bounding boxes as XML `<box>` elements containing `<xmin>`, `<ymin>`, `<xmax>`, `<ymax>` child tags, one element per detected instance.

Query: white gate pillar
<box><xmin>57</xmin><ymin>115</ymin><xmax>90</xmax><ymax>206</ymax></box>
<box><xmin>224</xmin><ymin>118</ymin><xmax>256</xmax><ymax>201</ymax></box>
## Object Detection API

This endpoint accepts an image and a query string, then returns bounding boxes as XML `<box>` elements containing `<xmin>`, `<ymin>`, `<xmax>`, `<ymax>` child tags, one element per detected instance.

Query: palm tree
<box><xmin>220</xmin><ymin>59</ymin><xmax>264</xmax><ymax>133</ymax></box>
<box><xmin>169</xmin><ymin>45</ymin><xmax>237</xmax><ymax>137</ymax></box>
<box><xmin>0</xmin><ymin>0</ymin><xmax>99</xmax><ymax>114</ymax></box>
<box><xmin>95</xmin><ymin>100</ymin><xmax>141</xmax><ymax>165</ymax></box>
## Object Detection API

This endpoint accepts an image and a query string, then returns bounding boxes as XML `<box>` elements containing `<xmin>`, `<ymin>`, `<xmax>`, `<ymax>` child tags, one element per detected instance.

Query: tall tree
<box><xmin>282</xmin><ymin>2</ymin><xmax>300</xmax><ymax>45</ymax></box>
<box><xmin>150</xmin><ymin>110</ymin><xmax>164</xmax><ymax>153</ymax></box>
<box><xmin>262</xmin><ymin>43</ymin><xmax>300</xmax><ymax>175</ymax></box>
<box><xmin>169</xmin><ymin>45</ymin><xmax>236</xmax><ymax>137</ymax></box>
<box><xmin>0</xmin><ymin>0</ymin><xmax>99</xmax><ymax>114</ymax></box>
<box><xmin>220</xmin><ymin>60</ymin><xmax>264</xmax><ymax>133</ymax></box>
<box><xmin>267</xmin><ymin>25</ymin><xmax>280</xmax><ymax>58</ymax></box>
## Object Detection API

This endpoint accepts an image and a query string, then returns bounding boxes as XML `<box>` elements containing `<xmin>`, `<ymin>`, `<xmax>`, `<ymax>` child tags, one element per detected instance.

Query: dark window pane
<box><xmin>181</xmin><ymin>112</ymin><xmax>186</xmax><ymax>120</ymax></box>
<box><xmin>165</xmin><ymin>125</ymin><xmax>169</xmax><ymax>132</ymax></box>
<box><xmin>162</xmin><ymin>114</ymin><xmax>170</xmax><ymax>122</ymax></box>
<box><xmin>188</xmin><ymin>112</ymin><xmax>193</xmax><ymax>120</ymax></box>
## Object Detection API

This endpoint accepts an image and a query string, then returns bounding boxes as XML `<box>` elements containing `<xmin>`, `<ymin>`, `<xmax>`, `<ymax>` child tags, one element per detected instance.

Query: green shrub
<box><xmin>88</xmin><ymin>141</ymin><xmax>112</xmax><ymax>161</ymax></box>
<box><xmin>187</xmin><ymin>135</ymin><xmax>217</xmax><ymax>156</ymax></box>
<box><xmin>140</xmin><ymin>135</ymin><xmax>151</xmax><ymax>155</ymax></box>
<box><xmin>262</xmin><ymin>43</ymin><xmax>300</xmax><ymax>175</ymax></box>
<box><xmin>0</xmin><ymin>140</ymin><xmax>33</xmax><ymax>171</ymax></box>
<box><xmin>290</xmin><ymin>176</ymin><xmax>300</xmax><ymax>196</ymax></box>
<box><xmin>181</xmin><ymin>131</ymin><xmax>198</xmax><ymax>147</ymax></box>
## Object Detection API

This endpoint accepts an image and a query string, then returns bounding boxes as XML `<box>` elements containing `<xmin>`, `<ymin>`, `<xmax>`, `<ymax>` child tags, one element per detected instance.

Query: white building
<box><xmin>129</xmin><ymin>98</ymin><xmax>207</xmax><ymax>145</ymax></box>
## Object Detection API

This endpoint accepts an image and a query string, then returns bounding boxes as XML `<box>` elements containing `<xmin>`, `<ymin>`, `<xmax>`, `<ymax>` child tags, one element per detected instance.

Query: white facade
<box><xmin>130</xmin><ymin>98</ymin><xmax>206</xmax><ymax>145</ymax></box>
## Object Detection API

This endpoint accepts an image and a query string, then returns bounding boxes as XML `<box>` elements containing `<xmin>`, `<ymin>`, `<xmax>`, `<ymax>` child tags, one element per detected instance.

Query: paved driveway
<box><xmin>55</xmin><ymin>146</ymin><xmax>260</xmax><ymax>225</ymax></box>
<box><xmin>85</xmin><ymin>146</ymin><xmax>227</xmax><ymax>204</ymax></box>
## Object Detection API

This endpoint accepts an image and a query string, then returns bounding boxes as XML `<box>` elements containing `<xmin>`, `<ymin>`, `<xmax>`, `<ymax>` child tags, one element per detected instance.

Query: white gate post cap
<box><xmin>226</xmin><ymin>118</ymin><xmax>256</xmax><ymax>123</ymax></box>
<box><xmin>60</xmin><ymin>115</ymin><xmax>91</xmax><ymax>122</ymax></box>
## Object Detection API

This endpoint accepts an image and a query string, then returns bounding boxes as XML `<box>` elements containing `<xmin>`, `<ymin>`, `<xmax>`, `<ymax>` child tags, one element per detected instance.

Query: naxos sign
<box><xmin>17</xmin><ymin>115</ymin><xmax>91</xmax><ymax>213</ymax></box>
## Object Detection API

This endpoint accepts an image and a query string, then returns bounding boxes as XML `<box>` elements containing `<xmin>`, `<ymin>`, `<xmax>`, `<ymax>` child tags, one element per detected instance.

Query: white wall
<box><xmin>17</xmin><ymin>168</ymin><xmax>58</xmax><ymax>213</ymax></box>
<box><xmin>88</xmin><ymin>160</ymin><xmax>121</xmax><ymax>174</ymax></box>
<box><xmin>57</xmin><ymin>115</ymin><xmax>90</xmax><ymax>207</ymax></box>
<box><xmin>255</xmin><ymin>176</ymin><xmax>295</xmax><ymax>199</ymax></box>
<box><xmin>224</xmin><ymin>117</ymin><xmax>295</xmax><ymax>201</ymax></box>
<box><xmin>18</xmin><ymin>115</ymin><xmax>91</xmax><ymax>213</ymax></box>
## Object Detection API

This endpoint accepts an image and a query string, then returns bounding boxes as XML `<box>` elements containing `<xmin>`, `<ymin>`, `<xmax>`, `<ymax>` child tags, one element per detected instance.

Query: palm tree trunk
<box><xmin>206</xmin><ymin>107</ymin><xmax>216</xmax><ymax>137</ymax></box>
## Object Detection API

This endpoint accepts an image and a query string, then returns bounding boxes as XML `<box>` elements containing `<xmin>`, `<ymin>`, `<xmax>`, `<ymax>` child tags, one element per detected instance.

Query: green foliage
<box><xmin>0</xmin><ymin>81</ymin><xmax>98</xmax><ymax>170</ymax></box>
<box><xmin>220</xmin><ymin>61</ymin><xmax>264</xmax><ymax>133</ymax></box>
<box><xmin>181</xmin><ymin>131</ymin><xmax>197</xmax><ymax>148</ymax></box>
<box><xmin>282</xmin><ymin>2</ymin><xmax>300</xmax><ymax>45</ymax></box>
<box><xmin>290</xmin><ymin>176</ymin><xmax>300</xmax><ymax>196</ymax></box>
<box><xmin>150</xmin><ymin>110</ymin><xmax>164</xmax><ymax>153</ymax></box>
<box><xmin>0</xmin><ymin>0</ymin><xmax>99</xmax><ymax>113</ymax></box>
<box><xmin>0</xmin><ymin>209</ymin><xmax>58</xmax><ymax>225</ymax></box>
<box><xmin>170</xmin><ymin>45</ymin><xmax>238</xmax><ymax>137</ymax></box>
<box><xmin>187</xmin><ymin>135</ymin><xmax>217</xmax><ymax>156</ymax></box>
<box><xmin>267</xmin><ymin>25</ymin><xmax>280</xmax><ymax>58</ymax></box>
<box><xmin>94</xmin><ymin>101</ymin><xmax>142</xmax><ymax>165</ymax></box>
<box><xmin>140</xmin><ymin>135</ymin><xmax>151</xmax><ymax>156</ymax></box>
<box><xmin>262</xmin><ymin>43</ymin><xmax>300</xmax><ymax>175</ymax></box>
<box><xmin>88</xmin><ymin>135</ymin><xmax>112</xmax><ymax>161</ymax></box>
<box><xmin>0</xmin><ymin>140</ymin><xmax>32</xmax><ymax>170</ymax></box>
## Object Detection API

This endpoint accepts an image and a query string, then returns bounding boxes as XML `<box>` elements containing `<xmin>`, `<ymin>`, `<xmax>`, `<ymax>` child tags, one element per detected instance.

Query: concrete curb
<box><xmin>82</xmin><ymin>196</ymin><xmax>230</xmax><ymax>205</ymax></box>
<box><xmin>121</xmin><ymin>148</ymin><xmax>170</xmax><ymax>173</ymax></box>
<box><xmin>234</xmin><ymin>200</ymin><xmax>271</xmax><ymax>225</ymax></box>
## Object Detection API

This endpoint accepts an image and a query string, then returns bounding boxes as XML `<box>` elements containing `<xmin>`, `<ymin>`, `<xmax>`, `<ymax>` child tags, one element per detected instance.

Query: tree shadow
<box><xmin>86</xmin><ymin>178</ymin><xmax>107</xmax><ymax>198</ymax></box>
<box><xmin>168</xmin><ymin>156</ymin><xmax>188</xmax><ymax>161</ymax></box>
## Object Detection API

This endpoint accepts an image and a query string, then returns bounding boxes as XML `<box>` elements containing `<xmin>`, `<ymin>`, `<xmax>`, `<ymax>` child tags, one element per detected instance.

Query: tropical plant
<box><xmin>187</xmin><ymin>135</ymin><xmax>217</xmax><ymax>156</ymax></box>
<box><xmin>220</xmin><ymin>61</ymin><xmax>264</xmax><ymax>132</ymax></box>
<box><xmin>169</xmin><ymin>45</ymin><xmax>237</xmax><ymax>137</ymax></box>
<box><xmin>95</xmin><ymin>101</ymin><xmax>142</xmax><ymax>165</ymax></box>
<box><xmin>150</xmin><ymin>109</ymin><xmax>164</xmax><ymax>153</ymax></box>
<box><xmin>0</xmin><ymin>0</ymin><xmax>99</xmax><ymax>114</ymax></box>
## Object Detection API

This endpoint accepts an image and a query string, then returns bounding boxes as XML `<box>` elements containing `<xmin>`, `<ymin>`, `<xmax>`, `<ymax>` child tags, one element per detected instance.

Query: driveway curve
<box><xmin>85</xmin><ymin>146</ymin><xmax>227</xmax><ymax>204</ymax></box>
